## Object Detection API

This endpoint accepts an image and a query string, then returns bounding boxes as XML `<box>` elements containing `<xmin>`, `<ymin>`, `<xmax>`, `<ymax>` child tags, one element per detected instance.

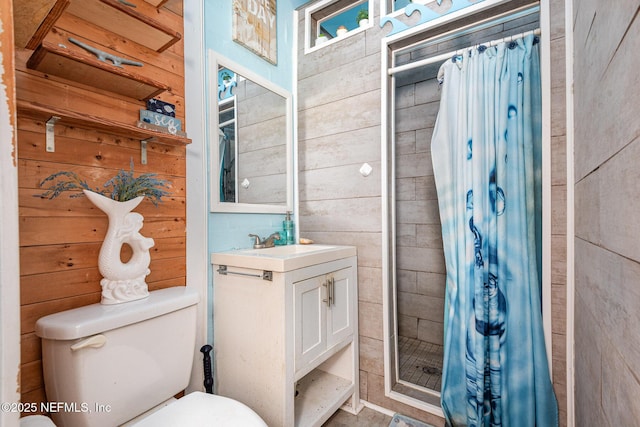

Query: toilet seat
<box><xmin>131</xmin><ymin>391</ymin><xmax>267</xmax><ymax>427</ymax></box>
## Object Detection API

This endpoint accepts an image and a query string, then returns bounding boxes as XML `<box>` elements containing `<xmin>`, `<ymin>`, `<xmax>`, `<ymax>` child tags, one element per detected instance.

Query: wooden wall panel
<box><xmin>16</xmin><ymin>1</ymin><xmax>186</xmax><ymax>414</ymax></box>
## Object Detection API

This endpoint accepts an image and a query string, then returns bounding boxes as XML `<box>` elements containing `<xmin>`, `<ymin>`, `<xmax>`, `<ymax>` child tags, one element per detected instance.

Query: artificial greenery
<box><xmin>356</xmin><ymin>8</ymin><xmax>368</xmax><ymax>23</ymax></box>
<box><xmin>37</xmin><ymin>160</ymin><xmax>171</xmax><ymax>207</ymax></box>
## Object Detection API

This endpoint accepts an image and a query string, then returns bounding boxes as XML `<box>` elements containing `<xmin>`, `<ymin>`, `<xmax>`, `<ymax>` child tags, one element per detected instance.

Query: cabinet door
<box><xmin>294</xmin><ymin>275</ymin><xmax>326</xmax><ymax>371</ymax></box>
<box><xmin>326</xmin><ymin>267</ymin><xmax>354</xmax><ymax>350</ymax></box>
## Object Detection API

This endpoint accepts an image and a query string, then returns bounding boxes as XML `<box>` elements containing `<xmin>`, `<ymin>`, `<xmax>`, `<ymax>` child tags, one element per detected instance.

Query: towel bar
<box><xmin>216</xmin><ymin>265</ymin><xmax>273</xmax><ymax>281</ymax></box>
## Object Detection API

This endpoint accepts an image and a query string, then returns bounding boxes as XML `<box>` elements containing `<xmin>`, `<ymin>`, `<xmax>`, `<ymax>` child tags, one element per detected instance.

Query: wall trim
<box><xmin>0</xmin><ymin>0</ymin><xmax>21</xmax><ymax>422</ymax></box>
<box><xmin>292</xmin><ymin>9</ymin><xmax>300</xmax><ymax>242</ymax></box>
<box><xmin>564</xmin><ymin>0</ymin><xmax>575</xmax><ymax>424</ymax></box>
<box><xmin>184</xmin><ymin>0</ymin><xmax>209</xmax><ymax>393</ymax></box>
<box><xmin>539</xmin><ymin>0</ymin><xmax>553</xmax><ymax>377</ymax></box>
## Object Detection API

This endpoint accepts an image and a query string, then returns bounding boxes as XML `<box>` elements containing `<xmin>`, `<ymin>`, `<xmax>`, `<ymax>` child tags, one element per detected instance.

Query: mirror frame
<box><xmin>208</xmin><ymin>50</ymin><xmax>294</xmax><ymax>213</ymax></box>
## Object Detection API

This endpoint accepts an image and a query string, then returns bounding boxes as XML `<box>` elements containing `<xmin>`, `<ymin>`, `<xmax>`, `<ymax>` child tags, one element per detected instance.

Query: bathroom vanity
<box><xmin>211</xmin><ymin>245</ymin><xmax>360</xmax><ymax>426</ymax></box>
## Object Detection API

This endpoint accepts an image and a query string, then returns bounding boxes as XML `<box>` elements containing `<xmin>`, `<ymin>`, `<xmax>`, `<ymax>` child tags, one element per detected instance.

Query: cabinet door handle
<box><xmin>322</xmin><ymin>281</ymin><xmax>330</xmax><ymax>307</ymax></box>
<box><xmin>329</xmin><ymin>277</ymin><xmax>335</xmax><ymax>306</ymax></box>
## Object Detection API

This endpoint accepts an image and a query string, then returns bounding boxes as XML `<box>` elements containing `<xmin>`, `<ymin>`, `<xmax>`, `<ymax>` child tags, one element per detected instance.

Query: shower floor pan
<box><xmin>398</xmin><ymin>336</ymin><xmax>443</xmax><ymax>392</ymax></box>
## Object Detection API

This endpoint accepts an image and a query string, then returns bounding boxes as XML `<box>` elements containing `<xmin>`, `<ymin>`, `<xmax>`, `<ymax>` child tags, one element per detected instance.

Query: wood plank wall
<box><xmin>297</xmin><ymin>1</ymin><xmax>569</xmax><ymax>425</ymax></box>
<box><xmin>15</xmin><ymin>1</ymin><xmax>186</xmax><ymax>414</ymax></box>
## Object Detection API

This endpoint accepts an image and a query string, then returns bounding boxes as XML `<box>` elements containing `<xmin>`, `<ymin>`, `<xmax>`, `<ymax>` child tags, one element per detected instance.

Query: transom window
<box><xmin>305</xmin><ymin>0</ymin><xmax>372</xmax><ymax>51</ymax></box>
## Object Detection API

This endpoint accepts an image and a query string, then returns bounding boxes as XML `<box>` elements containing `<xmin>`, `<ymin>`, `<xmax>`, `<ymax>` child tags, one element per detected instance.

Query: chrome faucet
<box><xmin>248</xmin><ymin>232</ymin><xmax>281</xmax><ymax>249</ymax></box>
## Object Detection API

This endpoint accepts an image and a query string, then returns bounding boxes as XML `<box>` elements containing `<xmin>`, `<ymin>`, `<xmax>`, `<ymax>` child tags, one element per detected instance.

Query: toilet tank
<box><xmin>35</xmin><ymin>287</ymin><xmax>199</xmax><ymax>427</ymax></box>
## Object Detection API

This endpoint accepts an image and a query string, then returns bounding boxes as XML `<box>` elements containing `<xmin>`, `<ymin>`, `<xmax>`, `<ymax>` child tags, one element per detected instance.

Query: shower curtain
<box><xmin>431</xmin><ymin>34</ymin><xmax>558</xmax><ymax>427</ymax></box>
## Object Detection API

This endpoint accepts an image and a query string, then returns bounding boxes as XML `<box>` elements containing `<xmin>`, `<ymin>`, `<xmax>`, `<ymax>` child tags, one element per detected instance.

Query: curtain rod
<box><xmin>394</xmin><ymin>3</ymin><xmax>539</xmax><ymax>59</ymax></box>
<box><xmin>388</xmin><ymin>27</ymin><xmax>541</xmax><ymax>76</ymax></box>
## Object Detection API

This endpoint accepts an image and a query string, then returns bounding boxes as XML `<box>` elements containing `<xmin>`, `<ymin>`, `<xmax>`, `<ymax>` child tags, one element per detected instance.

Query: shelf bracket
<box><xmin>45</xmin><ymin>116</ymin><xmax>60</xmax><ymax>153</ymax></box>
<box><xmin>140</xmin><ymin>138</ymin><xmax>155</xmax><ymax>165</ymax></box>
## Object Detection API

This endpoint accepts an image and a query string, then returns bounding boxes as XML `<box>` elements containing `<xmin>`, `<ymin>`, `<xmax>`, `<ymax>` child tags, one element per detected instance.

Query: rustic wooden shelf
<box><xmin>13</xmin><ymin>0</ymin><xmax>70</xmax><ymax>49</ymax></box>
<box><xmin>66</xmin><ymin>0</ymin><xmax>182</xmax><ymax>52</ymax></box>
<box><xmin>17</xmin><ymin>100</ymin><xmax>191</xmax><ymax>147</ymax></box>
<box><xmin>27</xmin><ymin>37</ymin><xmax>170</xmax><ymax>101</ymax></box>
<box><xmin>143</xmin><ymin>0</ymin><xmax>168</xmax><ymax>7</ymax></box>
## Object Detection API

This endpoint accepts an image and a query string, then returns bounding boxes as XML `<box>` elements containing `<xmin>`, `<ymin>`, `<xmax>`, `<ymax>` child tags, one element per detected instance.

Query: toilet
<box><xmin>21</xmin><ymin>286</ymin><xmax>266</xmax><ymax>427</ymax></box>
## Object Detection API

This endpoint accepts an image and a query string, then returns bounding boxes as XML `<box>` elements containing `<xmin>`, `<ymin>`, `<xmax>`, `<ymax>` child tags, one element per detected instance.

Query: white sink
<box><xmin>237</xmin><ymin>244</ymin><xmax>336</xmax><ymax>256</ymax></box>
<box><xmin>211</xmin><ymin>244</ymin><xmax>356</xmax><ymax>272</ymax></box>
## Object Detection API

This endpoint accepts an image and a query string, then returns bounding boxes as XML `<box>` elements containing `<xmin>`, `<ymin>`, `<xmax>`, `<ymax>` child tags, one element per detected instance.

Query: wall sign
<box><xmin>233</xmin><ymin>0</ymin><xmax>277</xmax><ymax>64</ymax></box>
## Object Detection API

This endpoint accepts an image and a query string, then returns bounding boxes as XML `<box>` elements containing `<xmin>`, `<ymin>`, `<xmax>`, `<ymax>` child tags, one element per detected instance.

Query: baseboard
<box><xmin>360</xmin><ymin>400</ymin><xmax>396</xmax><ymax>418</ymax></box>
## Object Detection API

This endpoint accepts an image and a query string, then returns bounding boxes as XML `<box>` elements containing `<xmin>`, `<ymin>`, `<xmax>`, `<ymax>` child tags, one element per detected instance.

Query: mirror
<box><xmin>209</xmin><ymin>51</ymin><xmax>293</xmax><ymax>213</ymax></box>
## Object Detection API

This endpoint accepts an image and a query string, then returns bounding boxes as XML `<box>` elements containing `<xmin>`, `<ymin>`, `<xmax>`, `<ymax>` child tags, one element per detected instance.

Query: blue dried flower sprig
<box><xmin>37</xmin><ymin>160</ymin><xmax>171</xmax><ymax>207</ymax></box>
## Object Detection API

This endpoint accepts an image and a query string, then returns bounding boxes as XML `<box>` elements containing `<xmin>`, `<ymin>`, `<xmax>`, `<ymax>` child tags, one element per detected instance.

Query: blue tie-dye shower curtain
<box><xmin>431</xmin><ymin>34</ymin><xmax>558</xmax><ymax>427</ymax></box>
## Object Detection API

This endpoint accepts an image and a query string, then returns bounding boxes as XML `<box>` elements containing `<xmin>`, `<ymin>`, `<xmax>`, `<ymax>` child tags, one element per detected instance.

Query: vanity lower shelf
<box><xmin>295</xmin><ymin>368</ymin><xmax>354</xmax><ymax>427</ymax></box>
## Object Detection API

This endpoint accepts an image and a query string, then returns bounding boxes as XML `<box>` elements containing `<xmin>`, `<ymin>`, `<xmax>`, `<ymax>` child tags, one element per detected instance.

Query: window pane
<box><xmin>320</xmin><ymin>3</ymin><xmax>367</xmax><ymax>37</ymax></box>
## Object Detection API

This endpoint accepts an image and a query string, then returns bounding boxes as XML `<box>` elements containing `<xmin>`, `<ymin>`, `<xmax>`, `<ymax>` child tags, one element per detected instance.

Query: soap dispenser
<box><xmin>283</xmin><ymin>211</ymin><xmax>295</xmax><ymax>245</ymax></box>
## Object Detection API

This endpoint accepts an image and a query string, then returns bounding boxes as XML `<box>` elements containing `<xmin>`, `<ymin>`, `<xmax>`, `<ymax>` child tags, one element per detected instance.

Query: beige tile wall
<box><xmin>394</xmin><ymin>73</ymin><xmax>444</xmax><ymax>346</ymax></box>
<box><xmin>573</xmin><ymin>1</ymin><xmax>640</xmax><ymax>423</ymax></box>
<box><xmin>549</xmin><ymin>0</ymin><xmax>568</xmax><ymax>425</ymax></box>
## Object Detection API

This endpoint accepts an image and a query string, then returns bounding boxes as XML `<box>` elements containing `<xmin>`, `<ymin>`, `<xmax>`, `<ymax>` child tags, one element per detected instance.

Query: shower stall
<box><xmin>393</xmin><ymin>60</ymin><xmax>447</xmax><ymax>393</ymax></box>
<box><xmin>383</xmin><ymin>0</ymin><xmax>541</xmax><ymax>409</ymax></box>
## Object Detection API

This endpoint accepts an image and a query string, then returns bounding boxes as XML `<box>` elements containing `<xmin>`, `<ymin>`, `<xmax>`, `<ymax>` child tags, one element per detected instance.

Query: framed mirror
<box><xmin>208</xmin><ymin>51</ymin><xmax>293</xmax><ymax>213</ymax></box>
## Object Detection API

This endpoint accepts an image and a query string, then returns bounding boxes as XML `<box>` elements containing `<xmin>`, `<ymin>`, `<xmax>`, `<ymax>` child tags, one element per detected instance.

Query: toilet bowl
<box><xmin>130</xmin><ymin>391</ymin><xmax>266</xmax><ymax>426</ymax></box>
<box><xmin>21</xmin><ymin>393</ymin><xmax>266</xmax><ymax>427</ymax></box>
<box><xmin>23</xmin><ymin>287</ymin><xmax>267</xmax><ymax>427</ymax></box>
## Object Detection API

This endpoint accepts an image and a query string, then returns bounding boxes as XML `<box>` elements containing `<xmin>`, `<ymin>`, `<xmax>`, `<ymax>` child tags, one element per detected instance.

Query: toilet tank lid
<box><xmin>35</xmin><ymin>287</ymin><xmax>200</xmax><ymax>340</ymax></box>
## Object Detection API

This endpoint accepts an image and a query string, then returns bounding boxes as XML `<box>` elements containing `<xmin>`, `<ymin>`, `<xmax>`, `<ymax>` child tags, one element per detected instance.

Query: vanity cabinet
<box><xmin>212</xmin><ymin>246</ymin><xmax>361</xmax><ymax>427</ymax></box>
<box><xmin>294</xmin><ymin>266</ymin><xmax>353</xmax><ymax>373</ymax></box>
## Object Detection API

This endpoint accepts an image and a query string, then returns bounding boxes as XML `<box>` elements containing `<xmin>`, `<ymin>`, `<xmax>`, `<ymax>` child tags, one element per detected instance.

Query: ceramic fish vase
<box><xmin>84</xmin><ymin>190</ymin><xmax>154</xmax><ymax>305</ymax></box>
